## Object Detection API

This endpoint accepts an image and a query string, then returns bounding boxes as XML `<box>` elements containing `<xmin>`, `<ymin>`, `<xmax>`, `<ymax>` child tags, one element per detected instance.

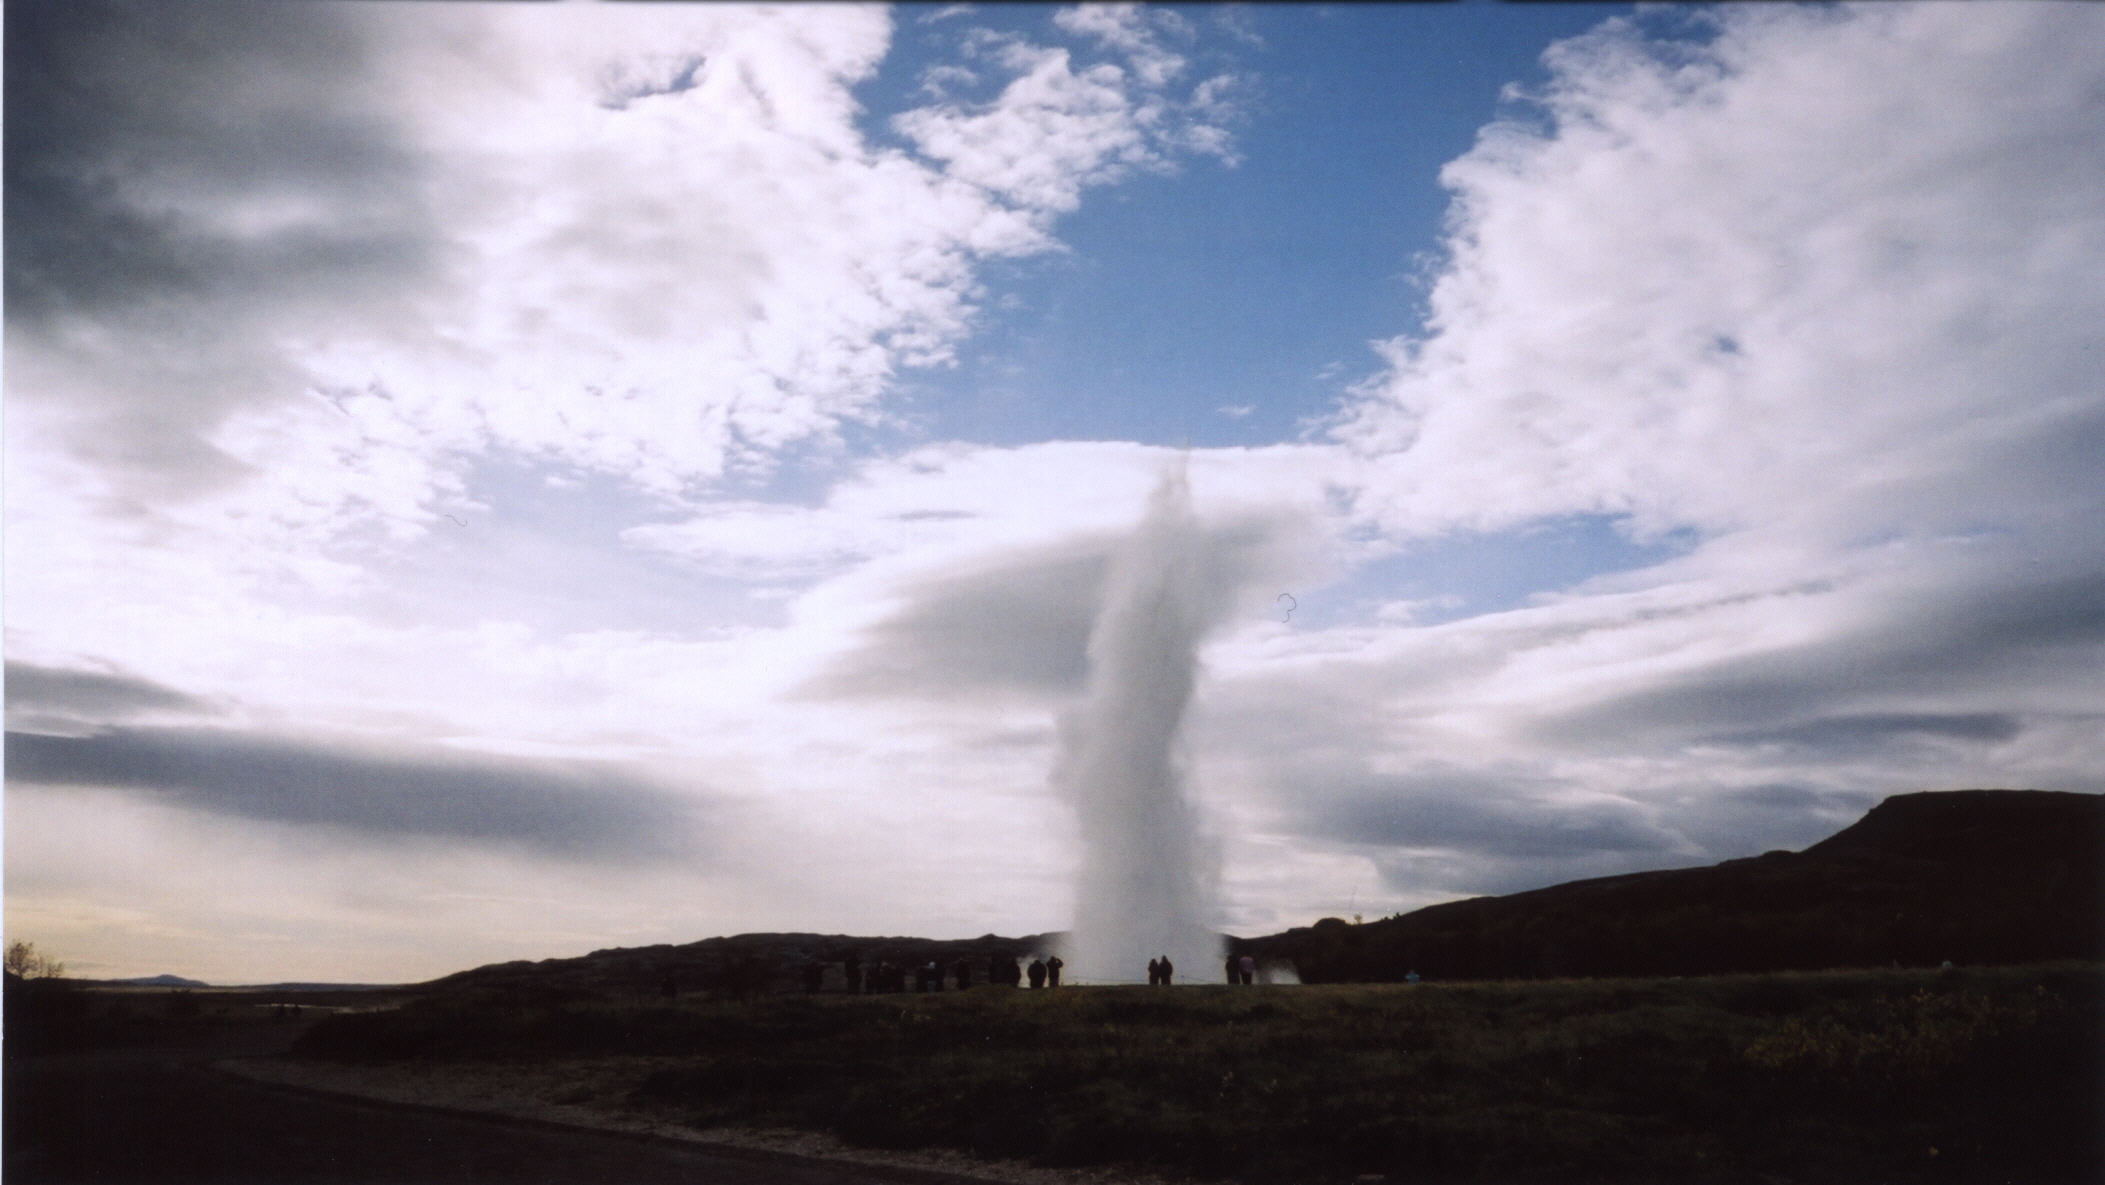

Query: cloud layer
<box><xmin>1150</xmin><ymin>3</ymin><xmax>2105</xmax><ymax>926</ymax></box>
<box><xmin>6</xmin><ymin>727</ymin><xmax>702</xmax><ymax>862</ymax></box>
<box><xmin>6</xmin><ymin>3</ymin><xmax>2100</xmax><ymax>981</ymax></box>
<box><xmin>6</xmin><ymin>1</ymin><xmax>1239</xmax><ymax>530</ymax></box>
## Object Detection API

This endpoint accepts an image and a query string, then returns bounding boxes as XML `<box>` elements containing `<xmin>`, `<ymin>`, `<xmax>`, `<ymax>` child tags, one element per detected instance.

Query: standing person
<box><xmin>1226</xmin><ymin>954</ymin><xmax>1239</xmax><ymax>984</ymax></box>
<box><xmin>1027</xmin><ymin>958</ymin><xmax>1047</xmax><ymax>989</ymax></box>
<box><xmin>1158</xmin><ymin>955</ymin><xmax>1174</xmax><ymax>985</ymax></box>
<box><xmin>1045</xmin><ymin>955</ymin><xmax>1063</xmax><ymax>987</ymax></box>
<box><xmin>1147</xmin><ymin>957</ymin><xmax>1161</xmax><ymax>986</ymax></box>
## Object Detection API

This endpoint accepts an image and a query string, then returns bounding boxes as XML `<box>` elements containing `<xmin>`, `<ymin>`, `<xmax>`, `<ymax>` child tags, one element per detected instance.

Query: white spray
<box><xmin>1055</xmin><ymin>462</ymin><xmax>1226</xmax><ymax>984</ymax></box>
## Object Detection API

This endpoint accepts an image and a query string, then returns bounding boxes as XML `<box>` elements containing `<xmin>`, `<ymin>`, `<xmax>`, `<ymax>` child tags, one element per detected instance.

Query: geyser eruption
<box><xmin>1055</xmin><ymin>463</ymin><xmax>1226</xmax><ymax>983</ymax></box>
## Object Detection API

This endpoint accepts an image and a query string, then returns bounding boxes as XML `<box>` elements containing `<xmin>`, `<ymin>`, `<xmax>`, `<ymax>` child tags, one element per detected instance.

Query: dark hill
<box><xmin>426</xmin><ymin>930</ymin><xmax>1066</xmax><ymax>1002</ymax></box>
<box><xmin>1240</xmin><ymin>789</ymin><xmax>2103</xmax><ymax>982</ymax></box>
<box><xmin>94</xmin><ymin>974</ymin><xmax>211</xmax><ymax>988</ymax></box>
<box><xmin>420</xmin><ymin>790</ymin><xmax>2098</xmax><ymax>997</ymax></box>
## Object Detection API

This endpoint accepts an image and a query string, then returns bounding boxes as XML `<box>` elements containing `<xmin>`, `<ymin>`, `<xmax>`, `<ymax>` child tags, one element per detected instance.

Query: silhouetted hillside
<box><xmin>426</xmin><ymin>930</ymin><xmax>1066</xmax><ymax>1001</ymax></box>
<box><xmin>421</xmin><ymin>790</ymin><xmax>2097</xmax><ymax>997</ymax></box>
<box><xmin>1239</xmin><ymin>789</ymin><xmax>2103</xmax><ymax>982</ymax></box>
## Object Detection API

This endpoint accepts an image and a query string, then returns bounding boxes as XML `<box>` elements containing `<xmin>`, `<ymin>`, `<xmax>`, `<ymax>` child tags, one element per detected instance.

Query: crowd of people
<box><xmin>810</xmin><ymin>952</ymin><xmax>1069</xmax><ymax>993</ymax></box>
<box><xmin>797</xmin><ymin>951</ymin><xmax>1290</xmax><ymax>991</ymax></box>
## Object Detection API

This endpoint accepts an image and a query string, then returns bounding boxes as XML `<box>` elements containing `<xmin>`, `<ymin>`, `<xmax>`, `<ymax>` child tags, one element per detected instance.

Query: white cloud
<box><xmin>894</xmin><ymin>7</ymin><xmax>1238</xmax><ymax>215</ymax></box>
<box><xmin>1053</xmin><ymin>4</ymin><xmax>1191</xmax><ymax>89</ymax></box>
<box><xmin>1339</xmin><ymin>4</ymin><xmax>2105</xmax><ymax>547</ymax></box>
<box><xmin>8</xmin><ymin>2</ymin><xmax>1241</xmax><ymax>568</ymax></box>
<box><xmin>1174</xmin><ymin>2</ymin><xmax>2105</xmax><ymax>905</ymax></box>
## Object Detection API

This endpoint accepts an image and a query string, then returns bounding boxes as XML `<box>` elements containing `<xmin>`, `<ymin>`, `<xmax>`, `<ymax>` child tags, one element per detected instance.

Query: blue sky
<box><xmin>873</xmin><ymin>3</ymin><xmax>1636</xmax><ymax>454</ymax></box>
<box><xmin>7</xmin><ymin>2</ymin><xmax>2102</xmax><ymax>983</ymax></box>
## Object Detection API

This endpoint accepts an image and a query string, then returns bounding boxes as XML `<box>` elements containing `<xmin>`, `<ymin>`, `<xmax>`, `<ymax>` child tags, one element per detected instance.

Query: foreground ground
<box><xmin>293</xmin><ymin>963</ymin><xmax>2100</xmax><ymax>1184</ymax></box>
<box><xmin>9</xmin><ymin>964</ymin><xmax>2098</xmax><ymax>1184</ymax></box>
<box><xmin>3</xmin><ymin>992</ymin><xmax>1176</xmax><ymax>1185</ymax></box>
<box><xmin>8</xmin><ymin>1046</ymin><xmax>981</xmax><ymax>1184</ymax></box>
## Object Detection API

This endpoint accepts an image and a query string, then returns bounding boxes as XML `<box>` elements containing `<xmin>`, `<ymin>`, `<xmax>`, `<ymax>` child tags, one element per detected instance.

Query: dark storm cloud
<box><xmin>1706</xmin><ymin>712</ymin><xmax>2023</xmax><ymax>753</ymax></box>
<box><xmin>1885</xmin><ymin>572</ymin><xmax>2105</xmax><ymax>668</ymax></box>
<box><xmin>5</xmin><ymin>661</ymin><xmax>215</xmax><ymax>729</ymax></box>
<box><xmin>1655</xmin><ymin>782</ymin><xmax>1881</xmax><ymax>858</ymax></box>
<box><xmin>5</xmin><ymin>1</ymin><xmax>447</xmax><ymax>491</ymax></box>
<box><xmin>5</xmin><ymin>1</ymin><xmax>432</xmax><ymax>324</ymax></box>
<box><xmin>806</xmin><ymin>544</ymin><xmax>1109</xmax><ymax>700</ymax></box>
<box><xmin>1525</xmin><ymin>572</ymin><xmax>2105</xmax><ymax>752</ymax></box>
<box><xmin>1297</xmin><ymin>770</ymin><xmax>1679</xmax><ymax>863</ymax></box>
<box><xmin>5</xmin><ymin>726</ymin><xmax>704</xmax><ymax>862</ymax></box>
<box><xmin>1316</xmin><ymin>772</ymin><xmax>1690</xmax><ymax>899</ymax></box>
<box><xmin>1272</xmin><ymin>762</ymin><xmax>1693</xmax><ymax>898</ymax></box>
<box><xmin>1718</xmin><ymin>783</ymin><xmax>1879</xmax><ymax>814</ymax></box>
<box><xmin>1323</xmin><ymin>777</ymin><xmax>1871</xmax><ymax>900</ymax></box>
<box><xmin>1273</xmin><ymin>768</ymin><xmax>1885</xmax><ymax>900</ymax></box>
<box><xmin>805</xmin><ymin>517</ymin><xmax>1292</xmax><ymax>701</ymax></box>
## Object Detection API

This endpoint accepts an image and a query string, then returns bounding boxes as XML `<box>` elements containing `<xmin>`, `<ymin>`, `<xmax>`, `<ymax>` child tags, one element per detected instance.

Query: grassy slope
<box><xmin>297</xmin><ymin>962</ymin><xmax>2101</xmax><ymax>1184</ymax></box>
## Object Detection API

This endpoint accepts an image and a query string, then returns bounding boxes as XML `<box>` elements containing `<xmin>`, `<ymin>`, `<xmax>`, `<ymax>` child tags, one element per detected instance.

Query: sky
<box><xmin>6</xmin><ymin>1</ymin><xmax>2102</xmax><ymax>985</ymax></box>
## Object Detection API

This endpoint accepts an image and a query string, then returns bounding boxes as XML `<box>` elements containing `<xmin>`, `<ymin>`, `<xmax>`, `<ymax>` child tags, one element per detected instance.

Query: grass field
<box><xmin>296</xmin><ymin>963</ymin><xmax>2102</xmax><ymax>1183</ymax></box>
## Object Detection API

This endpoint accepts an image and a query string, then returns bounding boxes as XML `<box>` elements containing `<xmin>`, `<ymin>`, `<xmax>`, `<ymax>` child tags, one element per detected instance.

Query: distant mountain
<box><xmin>227</xmin><ymin>982</ymin><xmax>401</xmax><ymax>992</ymax></box>
<box><xmin>100</xmin><ymin>974</ymin><xmax>211</xmax><ymax>988</ymax></box>
<box><xmin>1238</xmin><ymin>789</ymin><xmax>2103</xmax><ymax>982</ymax></box>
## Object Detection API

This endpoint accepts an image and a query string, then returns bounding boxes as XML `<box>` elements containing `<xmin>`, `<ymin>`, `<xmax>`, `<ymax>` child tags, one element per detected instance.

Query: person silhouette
<box><xmin>1158</xmin><ymin>955</ymin><xmax>1174</xmax><ymax>985</ymax></box>
<box><xmin>1147</xmin><ymin>957</ymin><xmax>1161</xmax><ymax>985</ymax></box>
<box><xmin>1045</xmin><ymin>955</ymin><xmax>1063</xmax><ymax>987</ymax></box>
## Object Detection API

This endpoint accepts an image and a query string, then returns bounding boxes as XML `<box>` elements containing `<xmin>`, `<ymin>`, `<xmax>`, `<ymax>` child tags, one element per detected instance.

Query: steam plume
<box><xmin>1055</xmin><ymin>461</ymin><xmax>1225</xmax><ymax>983</ymax></box>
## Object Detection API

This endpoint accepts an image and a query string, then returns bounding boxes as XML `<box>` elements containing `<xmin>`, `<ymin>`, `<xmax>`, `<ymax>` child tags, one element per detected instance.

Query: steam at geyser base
<box><xmin>1053</xmin><ymin>463</ymin><xmax>1229</xmax><ymax>984</ymax></box>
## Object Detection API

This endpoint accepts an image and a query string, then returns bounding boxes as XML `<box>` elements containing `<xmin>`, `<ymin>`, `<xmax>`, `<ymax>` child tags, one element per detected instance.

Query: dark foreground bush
<box><xmin>2</xmin><ymin>975</ymin><xmax>89</xmax><ymax>1055</ymax></box>
<box><xmin>296</xmin><ymin>963</ymin><xmax>2101</xmax><ymax>1183</ymax></box>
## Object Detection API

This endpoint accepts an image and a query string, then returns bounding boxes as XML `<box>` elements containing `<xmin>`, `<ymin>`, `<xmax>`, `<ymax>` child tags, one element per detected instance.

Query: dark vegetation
<box><xmin>3</xmin><ymin>973</ymin><xmax>89</xmax><ymax>1056</ymax></box>
<box><xmin>295</xmin><ymin>963</ymin><xmax>2102</xmax><ymax>1183</ymax></box>
<box><xmin>3</xmin><ymin>978</ymin><xmax>411</xmax><ymax>1056</ymax></box>
<box><xmin>1248</xmin><ymin>790</ymin><xmax>2102</xmax><ymax>982</ymax></box>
